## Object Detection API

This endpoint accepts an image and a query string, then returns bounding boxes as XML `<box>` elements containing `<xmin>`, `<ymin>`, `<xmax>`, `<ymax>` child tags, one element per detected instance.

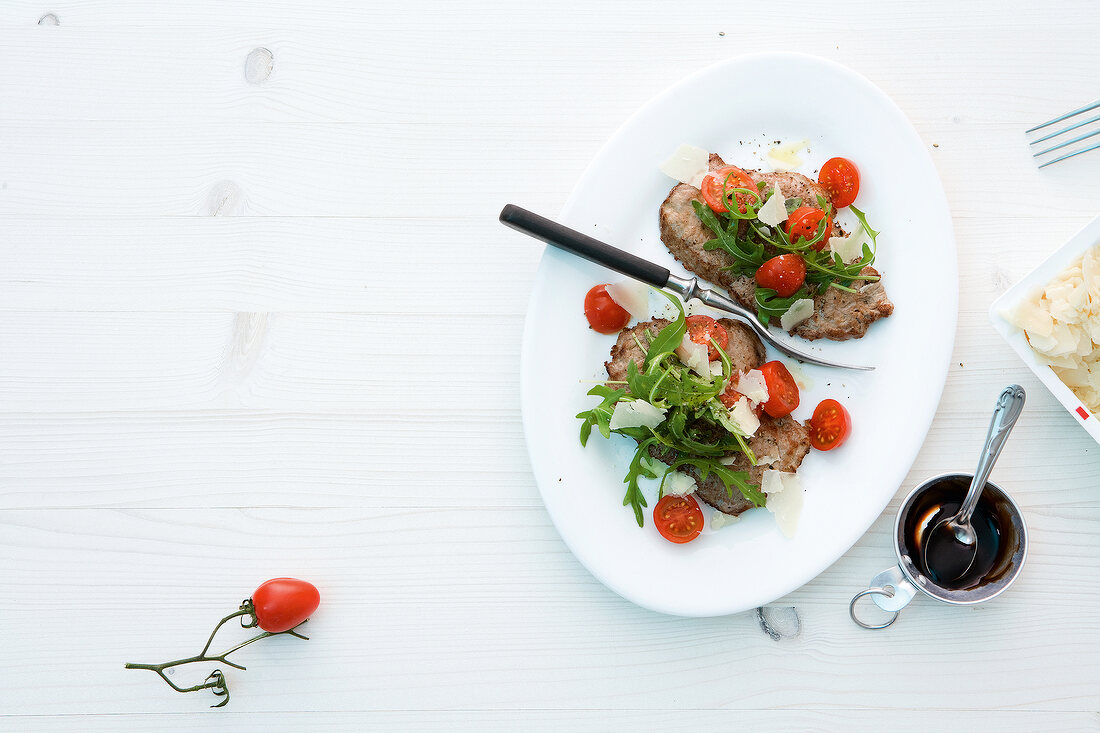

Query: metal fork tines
<box><xmin>1027</xmin><ymin>99</ymin><xmax>1100</xmax><ymax>168</ymax></box>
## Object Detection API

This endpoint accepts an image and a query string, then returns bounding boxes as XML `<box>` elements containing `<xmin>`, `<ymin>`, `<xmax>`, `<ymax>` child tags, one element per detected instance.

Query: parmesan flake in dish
<box><xmin>763</xmin><ymin>470</ymin><xmax>803</xmax><ymax>538</ymax></box>
<box><xmin>1010</xmin><ymin>245</ymin><xmax>1100</xmax><ymax>412</ymax></box>
<box><xmin>609</xmin><ymin>399</ymin><xmax>667</xmax><ymax>430</ymax></box>
<box><xmin>738</xmin><ymin>369</ymin><xmax>770</xmax><ymax>404</ymax></box>
<box><xmin>659</xmin><ymin>144</ymin><xmax>710</xmax><ymax>188</ymax></box>
<box><xmin>663</xmin><ymin>471</ymin><xmax>698</xmax><ymax>497</ymax></box>
<box><xmin>605</xmin><ymin>280</ymin><xmax>649</xmax><ymax>320</ymax></box>
<box><xmin>757</xmin><ymin>184</ymin><xmax>788</xmax><ymax>226</ymax></box>
<box><xmin>727</xmin><ymin>397</ymin><xmax>760</xmax><ymax>437</ymax></box>
<box><xmin>780</xmin><ymin>298</ymin><xmax>815</xmax><ymax>331</ymax></box>
<box><xmin>675</xmin><ymin>335</ymin><xmax>712</xmax><ymax>378</ymax></box>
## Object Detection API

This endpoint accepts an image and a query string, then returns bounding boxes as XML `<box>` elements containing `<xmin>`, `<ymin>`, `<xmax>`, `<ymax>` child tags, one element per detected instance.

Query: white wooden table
<box><xmin>2</xmin><ymin>1</ymin><xmax>1099</xmax><ymax>730</ymax></box>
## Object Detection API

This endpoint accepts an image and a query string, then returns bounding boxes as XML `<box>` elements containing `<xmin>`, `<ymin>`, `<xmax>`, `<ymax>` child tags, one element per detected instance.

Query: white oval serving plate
<box><xmin>519</xmin><ymin>53</ymin><xmax>957</xmax><ymax>616</ymax></box>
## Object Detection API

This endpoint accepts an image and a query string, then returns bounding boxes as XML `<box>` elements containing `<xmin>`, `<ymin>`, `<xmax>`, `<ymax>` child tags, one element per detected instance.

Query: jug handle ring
<box><xmin>849</xmin><ymin>586</ymin><xmax>899</xmax><ymax>630</ymax></box>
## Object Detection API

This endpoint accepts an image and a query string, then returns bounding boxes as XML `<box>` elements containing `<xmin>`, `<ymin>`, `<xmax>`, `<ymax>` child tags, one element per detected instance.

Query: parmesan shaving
<box><xmin>605</xmin><ymin>280</ymin><xmax>649</xmax><ymax>320</ymax></box>
<box><xmin>756</xmin><ymin>184</ymin><xmax>788</xmax><ymax>227</ymax></box>
<box><xmin>1010</xmin><ymin>245</ymin><xmax>1100</xmax><ymax>412</ymax></box>
<box><xmin>675</xmin><ymin>335</ymin><xmax>712</xmax><ymax>378</ymax></box>
<box><xmin>765</xmin><ymin>471</ymin><xmax>803</xmax><ymax>538</ymax></box>
<box><xmin>710</xmin><ymin>510</ymin><xmax>740</xmax><ymax>530</ymax></box>
<box><xmin>728</xmin><ymin>397</ymin><xmax>760</xmax><ymax>437</ymax></box>
<box><xmin>663</xmin><ymin>471</ymin><xmax>698</xmax><ymax>497</ymax></box>
<box><xmin>659</xmin><ymin>144</ymin><xmax>710</xmax><ymax>188</ymax></box>
<box><xmin>608</xmin><ymin>399</ymin><xmax>667</xmax><ymax>430</ymax></box>
<box><xmin>780</xmin><ymin>298</ymin><xmax>815</xmax><ymax>331</ymax></box>
<box><xmin>738</xmin><ymin>369</ymin><xmax>769</xmax><ymax>405</ymax></box>
<box><xmin>827</xmin><ymin>227</ymin><xmax>867</xmax><ymax>263</ymax></box>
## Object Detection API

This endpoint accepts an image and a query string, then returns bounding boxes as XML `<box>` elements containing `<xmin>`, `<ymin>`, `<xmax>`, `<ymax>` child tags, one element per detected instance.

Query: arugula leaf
<box><xmin>575</xmin><ymin>385</ymin><xmax>627</xmax><ymax>446</ymax></box>
<box><xmin>623</xmin><ymin>437</ymin><xmax>660</xmax><ymax>526</ymax></box>
<box><xmin>693</xmin><ymin>199</ymin><xmax>766</xmax><ymax>274</ymax></box>
<box><xmin>642</xmin><ymin>290</ymin><xmax>686</xmax><ymax>370</ymax></box>
<box><xmin>665</xmin><ymin>457</ymin><xmax>765</xmax><ymax>507</ymax></box>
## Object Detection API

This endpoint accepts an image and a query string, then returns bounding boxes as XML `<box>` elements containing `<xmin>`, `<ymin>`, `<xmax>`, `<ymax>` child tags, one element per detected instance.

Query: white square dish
<box><xmin>989</xmin><ymin>213</ymin><xmax>1100</xmax><ymax>445</ymax></box>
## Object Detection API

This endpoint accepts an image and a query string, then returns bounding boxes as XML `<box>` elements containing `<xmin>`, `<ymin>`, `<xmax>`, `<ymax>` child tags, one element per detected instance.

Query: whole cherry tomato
<box><xmin>251</xmin><ymin>578</ymin><xmax>321</xmax><ymax>633</ymax></box>
<box><xmin>755</xmin><ymin>254</ymin><xmax>807</xmax><ymax>297</ymax></box>
<box><xmin>653</xmin><ymin>494</ymin><xmax>704</xmax><ymax>544</ymax></box>
<box><xmin>583</xmin><ymin>284</ymin><xmax>631</xmax><ymax>334</ymax></box>
<box><xmin>818</xmin><ymin>157</ymin><xmax>860</xmax><ymax>208</ymax></box>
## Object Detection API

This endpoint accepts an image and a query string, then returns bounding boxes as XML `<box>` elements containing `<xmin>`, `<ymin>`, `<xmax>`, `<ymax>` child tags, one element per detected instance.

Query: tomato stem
<box><xmin>124</xmin><ymin>600</ymin><xmax>310</xmax><ymax>707</ymax></box>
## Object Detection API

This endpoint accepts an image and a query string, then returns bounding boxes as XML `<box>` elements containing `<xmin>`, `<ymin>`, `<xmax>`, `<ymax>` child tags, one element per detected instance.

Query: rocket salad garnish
<box><xmin>576</xmin><ymin>291</ymin><xmax>763</xmax><ymax>527</ymax></box>
<box><xmin>690</xmin><ymin>171</ymin><xmax>881</xmax><ymax>326</ymax></box>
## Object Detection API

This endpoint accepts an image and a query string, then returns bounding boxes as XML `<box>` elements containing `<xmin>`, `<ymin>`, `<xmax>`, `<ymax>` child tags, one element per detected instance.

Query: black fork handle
<box><xmin>499</xmin><ymin>204</ymin><xmax>671</xmax><ymax>288</ymax></box>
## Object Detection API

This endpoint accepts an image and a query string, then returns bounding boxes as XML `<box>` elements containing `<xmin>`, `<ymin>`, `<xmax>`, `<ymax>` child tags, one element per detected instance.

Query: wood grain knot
<box><xmin>245</xmin><ymin>47</ymin><xmax>274</xmax><ymax>84</ymax></box>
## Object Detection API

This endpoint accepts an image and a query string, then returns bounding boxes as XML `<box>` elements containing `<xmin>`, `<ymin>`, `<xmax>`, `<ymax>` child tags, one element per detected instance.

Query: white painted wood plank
<box><xmin>4</xmin><ymin>710</ymin><xmax>1099</xmax><ymax>733</ymax></box>
<box><xmin>0</xmin><ymin>218</ymin><xmax>541</xmax><ymax>312</ymax></box>
<box><xmin>1</xmin><ymin>506</ymin><xmax>1098</xmax><ymax>714</ymax></box>
<box><xmin>0</xmin><ymin>18</ymin><xmax>1097</xmax><ymax>126</ymax></box>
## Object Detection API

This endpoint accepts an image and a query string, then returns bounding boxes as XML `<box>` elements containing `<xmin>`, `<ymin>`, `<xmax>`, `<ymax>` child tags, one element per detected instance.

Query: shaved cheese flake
<box><xmin>710</xmin><ymin>361</ymin><xmax>725</xmax><ymax>377</ymax></box>
<box><xmin>675</xmin><ymin>335</ymin><xmax>712</xmax><ymax>378</ymax></box>
<box><xmin>728</xmin><ymin>397</ymin><xmax>760</xmax><ymax>437</ymax></box>
<box><xmin>659</xmin><ymin>144</ymin><xmax>710</xmax><ymax>188</ymax></box>
<box><xmin>710</xmin><ymin>510</ymin><xmax>740</xmax><ymax>530</ymax></box>
<box><xmin>780</xmin><ymin>298</ymin><xmax>815</xmax><ymax>332</ymax></box>
<box><xmin>767</xmin><ymin>139</ymin><xmax>809</xmax><ymax>171</ymax></box>
<box><xmin>765</xmin><ymin>471</ymin><xmax>803</xmax><ymax>538</ymax></box>
<box><xmin>756</xmin><ymin>184</ymin><xmax>788</xmax><ymax>227</ymax></box>
<box><xmin>663</xmin><ymin>471</ymin><xmax>698</xmax><ymax>497</ymax></box>
<box><xmin>608</xmin><ymin>399</ymin><xmax>667</xmax><ymax>430</ymax></box>
<box><xmin>1010</xmin><ymin>245</ymin><xmax>1100</xmax><ymax>413</ymax></box>
<box><xmin>738</xmin><ymin>369</ymin><xmax>769</xmax><ymax>404</ymax></box>
<box><xmin>760</xmin><ymin>469</ymin><xmax>786</xmax><ymax>496</ymax></box>
<box><xmin>827</xmin><ymin>227</ymin><xmax>867</xmax><ymax>263</ymax></box>
<box><xmin>605</xmin><ymin>280</ymin><xmax>649</xmax><ymax>320</ymax></box>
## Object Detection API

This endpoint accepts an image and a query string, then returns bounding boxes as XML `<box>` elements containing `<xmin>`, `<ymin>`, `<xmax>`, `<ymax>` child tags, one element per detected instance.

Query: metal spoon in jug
<box><xmin>920</xmin><ymin>385</ymin><xmax>1026</xmax><ymax>584</ymax></box>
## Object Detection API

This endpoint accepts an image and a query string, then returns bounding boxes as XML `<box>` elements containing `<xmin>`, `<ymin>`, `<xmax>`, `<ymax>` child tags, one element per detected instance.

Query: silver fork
<box><xmin>1028</xmin><ymin>99</ymin><xmax>1100</xmax><ymax>168</ymax></box>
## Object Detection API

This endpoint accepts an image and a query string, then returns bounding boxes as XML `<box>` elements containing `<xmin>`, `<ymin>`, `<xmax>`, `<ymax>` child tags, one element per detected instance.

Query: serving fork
<box><xmin>500</xmin><ymin>204</ymin><xmax>873</xmax><ymax>371</ymax></box>
<box><xmin>1028</xmin><ymin>99</ymin><xmax>1100</xmax><ymax>168</ymax></box>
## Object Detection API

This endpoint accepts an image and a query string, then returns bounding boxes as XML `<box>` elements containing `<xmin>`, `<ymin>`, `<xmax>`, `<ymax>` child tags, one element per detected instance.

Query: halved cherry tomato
<box><xmin>685</xmin><ymin>314</ymin><xmax>729</xmax><ymax>361</ymax></box>
<box><xmin>701</xmin><ymin>165</ymin><xmax>761</xmax><ymax>215</ymax></box>
<box><xmin>758</xmin><ymin>361</ymin><xmax>800</xmax><ymax>418</ymax></box>
<box><xmin>818</xmin><ymin>157</ymin><xmax>860</xmax><ymax>208</ymax></box>
<box><xmin>251</xmin><ymin>578</ymin><xmax>321</xmax><ymax>633</ymax></box>
<box><xmin>755</xmin><ymin>254</ymin><xmax>807</xmax><ymax>297</ymax></box>
<box><xmin>809</xmin><ymin>398</ymin><xmax>852</xmax><ymax>451</ymax></box>
<box><xmin>583</xmin><ymin>284</ymin><xmax>630</xmax><ymax>334</ymax></box>
<box><xmin>785</xmin><ymin>206</ymin><xmax>832</xmax><ymax>251</ymax></box>
<box><xmin>653</xmin><ymin>494</ymin><xmax>704</xmax><ymax>544</ymax></box>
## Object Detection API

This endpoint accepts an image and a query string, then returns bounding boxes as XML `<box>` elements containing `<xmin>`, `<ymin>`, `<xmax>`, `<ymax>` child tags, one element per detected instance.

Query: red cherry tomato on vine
<box><xmin>758</xmin><ymin>361</ymin><xmax>800</xmax><ymax>418</ymax></box>
<box><xmin>701</xmin><ymin>165</ymin><xmax>760</xmax><ymax>215</ymax></box>
<box><xmin>584</xmin><ymin>284</ymin><xmax>630</xmax><ymax>334</ymax></box>
<box><xmin>785</xmin><ymin>206</ymin><xmax>832</xmax><ymax>251</ymax></box>
<box><xmin>653</xmin><ymin>494</ymin><xmax>704</xmax><ymax>544</ymax></box>
<box><xmin>685</xmin><ymin>314</ymin><xmax>729</xmax><ymax>361</ymax></box>
<box><xmin>809</xmin><ymin>398</ymin><xmax>852</xmax><ymax>451</ymax></box>
<box><xmin>818</xmin><ymin>157</ymin><xmax>860</xmax><ymax>208</ymax></box>
<box><xmin>251</xmin><ymin>578</ymin><xmax>320</xmax><ymax>633</ymax></box>
<box><xmin>755</xmin><ymin>254</ymin><xmax>807</xmax><ymax>297</ymax></box>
